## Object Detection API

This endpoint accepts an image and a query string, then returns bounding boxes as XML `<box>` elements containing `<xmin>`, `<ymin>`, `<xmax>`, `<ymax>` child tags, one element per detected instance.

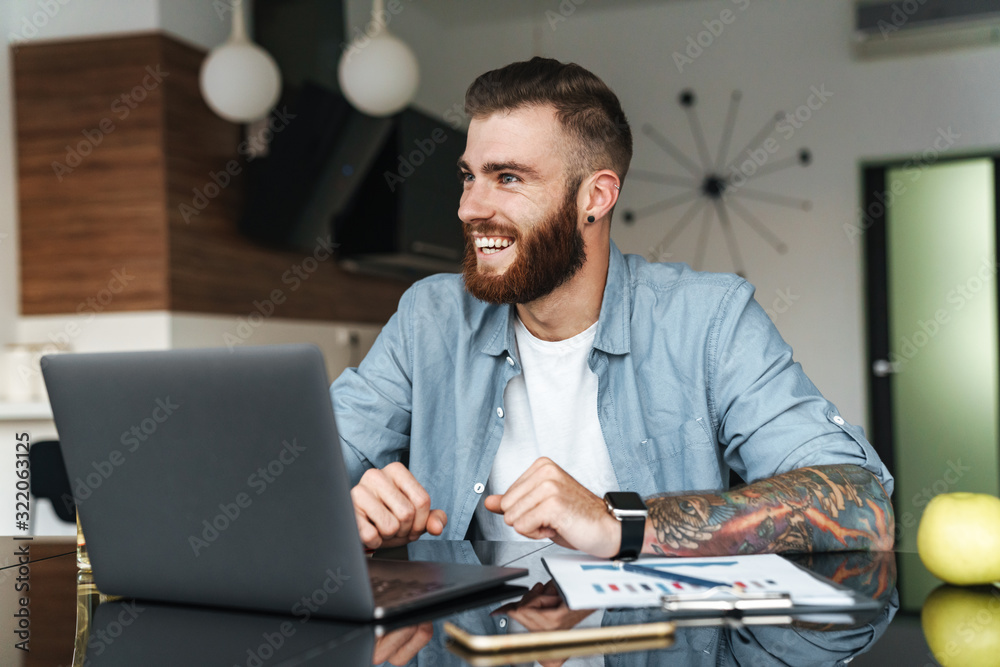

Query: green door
<box><xmin>866</xmin><ymin>157</ymin><xmax>1000</xmax><ymax>611</ymax></box>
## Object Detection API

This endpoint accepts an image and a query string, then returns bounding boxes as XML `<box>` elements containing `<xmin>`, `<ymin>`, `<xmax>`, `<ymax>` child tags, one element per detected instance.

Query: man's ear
<box><xmin>581</xmin><ymin>170</ymin><xmax>621</xmax><ymax>223</ymax></box>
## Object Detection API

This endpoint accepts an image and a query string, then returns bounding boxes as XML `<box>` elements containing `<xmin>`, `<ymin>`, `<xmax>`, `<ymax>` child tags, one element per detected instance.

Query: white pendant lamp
<box><xmin>200</xmin><ymin>0</ymin><xmax>282</xmax><ymax>123</ymax></box>
<box><xmin>337</xmin><ymin>0</ymin><xmax>420</xmax><ymax>117</ymax></box>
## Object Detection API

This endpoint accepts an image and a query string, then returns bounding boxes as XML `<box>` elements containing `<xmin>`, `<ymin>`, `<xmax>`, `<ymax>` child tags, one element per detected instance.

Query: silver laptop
<box><xmin>42</xmin><ymin>344</ymin><xmax>525</xmax><ymax>621</ymax></box>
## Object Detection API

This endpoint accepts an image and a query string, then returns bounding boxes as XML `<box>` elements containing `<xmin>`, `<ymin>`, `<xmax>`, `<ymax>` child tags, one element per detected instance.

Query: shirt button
<box><xmin>474</xmin><ymin>483</ymin><xmax>485</xmax><ymax>494</ymax></box>
<box><xmin>497</xmin><ymin>407</ymin><xmax>504</xmax><ymax>418</ymax></box>
<box><xmin>498</xmin><ymin>618</ymin><xmax>507</xmax><ymax>628</ymax></box>
<box><xmin>506</xmin><ymin>356</ymin><xmax>515</xmax><ymax>366</ymax></box>
<box><xmin>832</xmin><ymin>416</ymin><xmax>845</xmax><ymax>426</ymax></box>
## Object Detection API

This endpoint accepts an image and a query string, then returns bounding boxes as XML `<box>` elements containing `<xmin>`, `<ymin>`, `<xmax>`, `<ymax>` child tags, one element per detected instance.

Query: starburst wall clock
<box><xmin>621</xmin><ymin>90</ymin><xmax>813</xmax><ymax>277</ymax></box>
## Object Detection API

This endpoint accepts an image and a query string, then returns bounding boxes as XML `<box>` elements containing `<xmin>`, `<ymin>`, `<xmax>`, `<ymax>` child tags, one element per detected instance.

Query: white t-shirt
<box><xmin>474</xmin><ymin>317</ymin><xmax>620</xmax><ymax>541</ymax></box>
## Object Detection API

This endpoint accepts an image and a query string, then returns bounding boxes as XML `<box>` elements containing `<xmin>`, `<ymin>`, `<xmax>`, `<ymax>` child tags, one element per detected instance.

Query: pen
<box><xmin>617</xmin><ymin>561</ymin><xmax>734</xmax><ymax>589</ymax></box>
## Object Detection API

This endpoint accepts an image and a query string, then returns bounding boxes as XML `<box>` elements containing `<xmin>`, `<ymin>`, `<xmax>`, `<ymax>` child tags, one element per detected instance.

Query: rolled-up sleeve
<box><xmin>330</xmin><ymin>288</ymin><xmax>415</xmax><ymax>485</ymax></box>
<box><xmin>708</xmin><ymin>280</ymin><xmax>894</xmax><ymax>496</ymax></box>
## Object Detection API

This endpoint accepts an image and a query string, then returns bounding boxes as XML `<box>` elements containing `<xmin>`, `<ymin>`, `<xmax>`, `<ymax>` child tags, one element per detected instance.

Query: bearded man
<box><xmin>331</xmin><ymin>58</ymin><xmax>893</xmax><ymax>560</ymax></box>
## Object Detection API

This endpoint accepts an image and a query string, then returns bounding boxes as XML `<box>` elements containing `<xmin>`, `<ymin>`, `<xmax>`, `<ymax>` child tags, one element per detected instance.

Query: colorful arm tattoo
<box><xmin>645</xmin><ymin>464</ymin><xmax>894</xmax><ymax>556</ymax></box>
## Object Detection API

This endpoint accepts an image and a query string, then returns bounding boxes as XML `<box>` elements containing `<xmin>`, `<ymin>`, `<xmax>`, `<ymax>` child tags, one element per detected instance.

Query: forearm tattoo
<box><xmin>646</xmin><ymin>465</ymin><xmax>894</xmax><ymax>556</ymax></box>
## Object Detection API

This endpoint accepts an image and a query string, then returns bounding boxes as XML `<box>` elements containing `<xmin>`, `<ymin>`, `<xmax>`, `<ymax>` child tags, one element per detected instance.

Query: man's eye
<box><xmin>458</xmin><ymin>171</ymin><xmax>473</xmax><ymax>184</ymax></box>
<box><xmin>500</xmin><ymin>174</ymin><xmax>519</xmax><ymax>184</ymax></box>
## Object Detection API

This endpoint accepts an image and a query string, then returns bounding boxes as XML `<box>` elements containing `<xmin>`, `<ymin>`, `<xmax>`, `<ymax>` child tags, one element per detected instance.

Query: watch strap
<box><xmin>615</xmin><ymin>513</ymin><xmax>645</xmax><ymax>560</ymax></box>
<box><xmin>604</xmin><ymin>492</ymin><xmax>647</xmax><ymax>560</ymax></box>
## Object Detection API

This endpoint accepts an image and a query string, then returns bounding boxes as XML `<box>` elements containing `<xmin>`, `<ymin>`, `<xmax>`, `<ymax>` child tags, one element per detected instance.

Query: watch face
<box><xmin>605</xmin><ymin>492</ymin><xmax>646</xmax><ymax>512</ymax></box>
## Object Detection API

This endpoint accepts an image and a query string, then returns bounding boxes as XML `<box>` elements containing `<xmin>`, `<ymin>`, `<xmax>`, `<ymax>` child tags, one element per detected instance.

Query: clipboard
<box><xmin>541</xmin><ymin>553</ymin><xmax>886</xmax><ymax>619</ymax></box>
<box><xmin>656</xmin><ymin>557</ymin><xmax>884</xmax><ymax>620</ymax></box>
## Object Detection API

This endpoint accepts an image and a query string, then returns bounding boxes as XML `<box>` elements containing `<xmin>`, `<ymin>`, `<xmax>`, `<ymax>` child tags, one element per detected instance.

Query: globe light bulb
<box><xmin>199</xmin><ymin>1</ymin><xmax>282</xmax><ymax>124</ymax></box>
<box><xmin>200</xmin><ymin>42</ymin><xmax>281</xmax><ymax>123</ymax></box>
<box><xmin>338</xmin><ymin>29</ymin><xmax>419</xmax><ymax>117</ymax></box>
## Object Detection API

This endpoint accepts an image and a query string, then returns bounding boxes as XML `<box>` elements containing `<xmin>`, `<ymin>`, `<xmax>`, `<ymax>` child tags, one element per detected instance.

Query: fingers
<box><xmin>491</xmin><ymin>459</ymin><xmax>619</xmax><ymax>555</ymax></box>
<box><xmin>493</xmin><ymin>581</ymin><xmax>545</xmax><ymax>615</ymax></box>
<box><xmin>491</xmin><ymin>458</ymin><xmax>567</xmax><ymax>532</ymax></box>
<box><xmin>484</xmin><ymin>494</ymin><xmax>503</xmax><ymax>514</ymax></box>
<box><xmin>382</xmin><ymin>463</ymin><xmax>432</xmax><ymax>539</ymax></box>
<box><xmin>426</xmin><ymin>509</ymin><xmax>448</xmax><ymax>535</ymax></box>
<box><xmin>498</xmin><ymin>457</ymin><xmax>561</xmax><ymax>511</ymax></box>
<box><xmin>503</xmin><ymin>492</ymin><xmax>567</xmax><ymax>540</ymax></box>
<box><xmin>351</xmin><ymin>463</ymin><xmax>446</xmax><ymax>548</ymax></box>
<box><xmin>372</xmin><ymin>623</ymin><xmax>433</xmax><ymax>666</ymax></box>
<box><xmin>352</xmin><ymin>484</ymin><xmax>399</xmax><ymax>549</ymax></box>
<box><xmin>498</xmin><ymin>473</ymin><xmax>569</xmax><ymax>535</ymax></box>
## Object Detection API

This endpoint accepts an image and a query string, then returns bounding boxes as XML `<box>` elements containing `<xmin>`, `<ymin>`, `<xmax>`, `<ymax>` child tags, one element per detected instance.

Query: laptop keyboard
<box><xmin>370</xmin><ymin>576</ymin><xmax>447</xmax><ymax>606</ymax></box>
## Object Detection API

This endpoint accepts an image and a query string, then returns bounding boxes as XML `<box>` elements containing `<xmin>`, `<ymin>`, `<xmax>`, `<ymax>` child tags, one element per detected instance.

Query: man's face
<box><xmin>457</xmin><ymin>106</ymin><xmax>586</xmax><ymax>305</ymax></box>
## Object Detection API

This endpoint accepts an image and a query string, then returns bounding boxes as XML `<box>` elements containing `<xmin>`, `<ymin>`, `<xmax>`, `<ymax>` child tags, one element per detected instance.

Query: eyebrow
<box><xmin>457</xmin><ymin>158</ymin><xmax>541</xmax><ymax>180</ymax></box>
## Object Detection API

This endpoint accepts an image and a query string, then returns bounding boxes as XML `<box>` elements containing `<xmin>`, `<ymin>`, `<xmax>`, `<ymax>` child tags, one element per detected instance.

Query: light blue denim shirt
<box><xmin>331</xmin><ymin>241</ymin><xmax>893</xmax><ymax>540</ymax></box>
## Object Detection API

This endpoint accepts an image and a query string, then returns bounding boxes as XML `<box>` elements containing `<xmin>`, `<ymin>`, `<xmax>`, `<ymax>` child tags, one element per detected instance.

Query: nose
<box><xmin>458</xmin><ymin>179</ymin><xmax>494</xmax><ymax>226</ymax></box>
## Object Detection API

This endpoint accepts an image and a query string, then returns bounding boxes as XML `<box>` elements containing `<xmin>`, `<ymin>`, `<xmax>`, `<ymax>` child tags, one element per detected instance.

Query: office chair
<box><xmin>29</xmin><ymin>440</ymin><xmax>75</xmax><ymax>524</ymax></box>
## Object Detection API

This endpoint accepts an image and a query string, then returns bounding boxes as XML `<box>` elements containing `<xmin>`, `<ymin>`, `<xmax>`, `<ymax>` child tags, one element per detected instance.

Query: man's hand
<box><xmin>351</xmin><ymin>462</ymin><xmax>447</xmax><ymax>549</ymax></box>
<box><xmin>371</xmin><ymin>622</ymin><xmax>433</xmax><ymax>665</ymax></box>
<box><xmin>483</xmin><ymin>457</ymin><xmax>621</xmax><ymax>557</ymax></box>
<box><xmin>493</xmin><ymin>581</ymin><xmax>597</xmax><ymax>667</ymax></box>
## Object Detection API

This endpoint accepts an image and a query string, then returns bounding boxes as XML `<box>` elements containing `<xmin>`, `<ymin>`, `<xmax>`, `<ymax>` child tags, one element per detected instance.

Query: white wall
<box><xmin>158</xmin><ymin>0</ymin><xmax>242</xmax><ymax>50</ymax></box>
<box><xmin>344</xmin><ymin>0</ymin><xmax>1000</xmax><ymax>429</ymax></box>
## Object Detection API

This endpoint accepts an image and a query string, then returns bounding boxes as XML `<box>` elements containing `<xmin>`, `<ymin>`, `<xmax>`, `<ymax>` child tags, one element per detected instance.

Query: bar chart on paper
<box><xmin>542</xmin><ymin>554</ymin><xmax>855</xmax><ymax>610</ymax></box>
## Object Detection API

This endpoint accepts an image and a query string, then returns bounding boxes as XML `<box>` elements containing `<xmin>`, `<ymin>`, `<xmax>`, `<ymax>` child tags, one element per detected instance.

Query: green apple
<box><xmin>922</xmin><ymin>585</ymin><xmax>1000</xmax><ymax>667</ymax></box>
<box><xmin>918</xmin><ymin>492</ymin><xmax>1000</xmax><ymax>586</ymax></box>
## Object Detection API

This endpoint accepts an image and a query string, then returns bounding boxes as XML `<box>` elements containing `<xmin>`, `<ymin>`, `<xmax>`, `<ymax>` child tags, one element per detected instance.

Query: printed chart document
<box><xmin>542</xmin><ymin>554</ymin><xmax>856</xmax><ymax>610</ymax></box>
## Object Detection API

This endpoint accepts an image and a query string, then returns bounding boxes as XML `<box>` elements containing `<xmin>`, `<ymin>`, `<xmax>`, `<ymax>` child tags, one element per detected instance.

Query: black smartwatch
<box><xmin>603</xmin><ymin>491</ymin><xmax>648</xmax><ymax>560</ymax></box>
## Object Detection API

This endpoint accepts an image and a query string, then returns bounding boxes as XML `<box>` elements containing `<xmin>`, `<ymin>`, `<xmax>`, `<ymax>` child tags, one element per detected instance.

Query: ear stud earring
<box><xmin>587</xmin><ymin>215</ymin><xmax>596</xmax><ymax>223</ymax></box>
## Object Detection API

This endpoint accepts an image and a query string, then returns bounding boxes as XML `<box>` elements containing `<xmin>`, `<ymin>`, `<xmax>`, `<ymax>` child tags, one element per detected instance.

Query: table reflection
<box><xmin>72</xmin><ymin>542</ymin><xmax>898</xmax><ymax>666</ymax></box>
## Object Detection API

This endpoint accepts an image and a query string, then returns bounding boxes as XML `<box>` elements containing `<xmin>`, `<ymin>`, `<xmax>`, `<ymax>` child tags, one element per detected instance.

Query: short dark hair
<box><xmin>464</xmin><ymin>57</ymin><xmax>633</xmax><ymax>186</ymax></box>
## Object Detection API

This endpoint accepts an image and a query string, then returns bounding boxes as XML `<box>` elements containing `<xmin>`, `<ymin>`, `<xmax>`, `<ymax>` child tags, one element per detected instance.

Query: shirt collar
<box><xmin>476</xmin><ymin>239</ymin><xmax>632</xmax><ymax>357</ymax></box>
<box><xmin>593</xmin><ymin>240</ymin><xmax>631</xmax><ymax>355</ymax></box>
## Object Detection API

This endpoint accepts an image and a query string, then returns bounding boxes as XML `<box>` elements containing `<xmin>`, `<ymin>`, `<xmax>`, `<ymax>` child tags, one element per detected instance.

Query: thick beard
<box><xmin>462</xmin><ymin>189</ymin><xmax>586</xmax><ymax>305</ymax></box>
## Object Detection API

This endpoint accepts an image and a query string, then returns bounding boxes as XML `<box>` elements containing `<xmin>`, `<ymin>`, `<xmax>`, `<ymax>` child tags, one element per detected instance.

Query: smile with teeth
<box><xmin>474</xmin><ymin>236</ymin><xmax>514</xmax><ymax>255</ymax></box>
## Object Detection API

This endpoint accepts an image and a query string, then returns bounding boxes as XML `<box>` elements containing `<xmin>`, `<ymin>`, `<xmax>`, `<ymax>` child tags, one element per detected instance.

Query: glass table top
<box><xmin>2</xmin><ymin>537</ymin><xmax>995</xmax><ymax>666</ymax></box>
